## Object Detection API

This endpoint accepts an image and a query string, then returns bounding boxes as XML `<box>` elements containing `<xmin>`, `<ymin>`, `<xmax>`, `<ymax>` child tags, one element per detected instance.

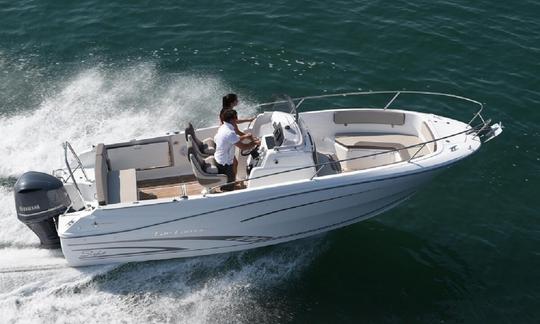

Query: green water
<box><xmin>0</xmin><ymin>0</ymin><xmax>539</xmax><ymax>323</ymax></box>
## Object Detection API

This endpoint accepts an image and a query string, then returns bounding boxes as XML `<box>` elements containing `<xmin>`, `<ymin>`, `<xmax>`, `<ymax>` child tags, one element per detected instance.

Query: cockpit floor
<box><xmin>138</xmin><ymin>175</ymin><xmax>203</xmax><ymax>199</ymax></box>
<box><xmin>137</xmin><ymin>176</ymin><xmax>246</xmax><ymax>199</ymax></box>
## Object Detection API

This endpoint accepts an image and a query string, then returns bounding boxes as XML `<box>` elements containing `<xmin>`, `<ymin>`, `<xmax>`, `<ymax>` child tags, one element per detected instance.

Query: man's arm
<box><xmin>232</xmin><ymin>122</ymin><xmax>245</xmax><ymax>136</ymax></box>
<box><xmin>235</xmin><ymin>138</ymin><xmax>260</xmax><ymax>150</ymax></box>
<box><xmin>236</xmin><ymin>117</ymin><xmax>255</xmax><ymax>124</ymax></box>
<box><xmin>238</xmin><ymin>133</ymin><xmax>255</xmax><ymax>142</ymax></box>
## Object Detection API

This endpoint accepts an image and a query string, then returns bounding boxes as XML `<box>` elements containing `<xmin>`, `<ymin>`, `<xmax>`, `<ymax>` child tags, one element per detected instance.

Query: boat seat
<box><xmin>334</xmin><ymin>134</ymin><xmax>432</xmax><ymax>171</ymax></box>
<box><xmin>187</xmin><ymin>148</ymin><xmax>227</xmax><ymax>192</ymax></box>
<box><xmin>335</xmin><ymin>134</ymin><xmax>432</xmax><ymax>159</ymax></box>
<box><xmin>187</xmin><ymin>134</ymin><xmax>210</xmax><ymax>160</ymax></box>
<box><xmin>107</xmin><ymin>168</ymin><xmax>138</xmax><ymax>204</ymax></box>
<box><xmin>334</xmin><ymin>110</ymin><xmax>406</xmax><ymax>126</ymax></box>
<box><xmin>185</xmin><ymin>123</ymin><xmax>216</xmax><ymax>157</ymax></box>
<box><xmin>186</xmin><ymin>136</ymin><xmax>227</xmax><ymax>191</ymax></box>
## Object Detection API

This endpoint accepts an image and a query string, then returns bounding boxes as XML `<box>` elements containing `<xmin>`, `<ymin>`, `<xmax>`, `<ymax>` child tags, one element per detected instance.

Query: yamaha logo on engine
<box><xmin>19</xmin><ymin>204</ymin><xmax>40</xmax><ymax>212</ymax></box>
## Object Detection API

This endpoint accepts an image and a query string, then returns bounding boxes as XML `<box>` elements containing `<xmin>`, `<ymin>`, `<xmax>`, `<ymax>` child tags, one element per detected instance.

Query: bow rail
<box><xmin>254</xmin><ymin>90</ymin><xmax>486</xmax><ymax>127</ymax></box>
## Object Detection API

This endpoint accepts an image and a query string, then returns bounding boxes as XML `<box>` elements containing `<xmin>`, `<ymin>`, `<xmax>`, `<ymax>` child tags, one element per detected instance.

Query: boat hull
<box><xmin>60</xmin><ymin>167</ymin><xmax>438</xmax><ymax>266</ymax></box>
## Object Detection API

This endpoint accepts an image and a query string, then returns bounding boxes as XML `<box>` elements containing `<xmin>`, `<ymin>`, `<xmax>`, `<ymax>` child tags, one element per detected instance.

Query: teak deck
<box><xmin>137</xmin><ymin>176</ymin><xmax>247</xmax><ymax>200</ymax></box>
<box><xmin>138</xmin><ymin>175</ymin><xmax>204</xmax><ymax>199</ymax></box>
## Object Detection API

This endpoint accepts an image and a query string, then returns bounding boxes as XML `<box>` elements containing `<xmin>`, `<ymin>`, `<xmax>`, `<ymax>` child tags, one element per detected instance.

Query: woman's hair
<box><xmin>222</xmin><ymin>93</ymin><xmax>238</xmax><ymax>109</ymax></box>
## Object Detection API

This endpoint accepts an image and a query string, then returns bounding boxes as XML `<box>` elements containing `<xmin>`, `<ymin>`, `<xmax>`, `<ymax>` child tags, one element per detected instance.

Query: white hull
<box><xmin>60</xmin><ymin>166</ymin><xmax>440</xmax><ymax>266</ymax></box>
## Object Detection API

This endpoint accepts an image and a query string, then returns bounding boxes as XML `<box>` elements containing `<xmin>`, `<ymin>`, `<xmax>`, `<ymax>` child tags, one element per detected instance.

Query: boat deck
<box><xmin>137</xmin><ymin>176</ymin><xmax>246</xmax><ymax>199</ymax></box>
<box><xmin>138</xmin><ymin>176</ymin><xmax>204</xmax><ymax>199</ymax></box>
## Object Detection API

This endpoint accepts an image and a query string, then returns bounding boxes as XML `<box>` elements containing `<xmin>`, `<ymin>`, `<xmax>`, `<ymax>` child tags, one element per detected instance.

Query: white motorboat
<box><xmin>13</xmin><ymin>91</ymin><xmax>502</xmax><ymax>266</ymax></box>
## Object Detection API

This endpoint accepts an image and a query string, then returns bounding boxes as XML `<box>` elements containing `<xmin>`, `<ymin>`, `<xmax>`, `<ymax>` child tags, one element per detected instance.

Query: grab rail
<box><xmin>63</xmin><ymin>141</ymin><xmax>90</xmax><ymax>194</ymax></box>
<box><xmin>254</xmin><ymin>90</ymin><xmax>485</xmax><ymax>127</ymax></box>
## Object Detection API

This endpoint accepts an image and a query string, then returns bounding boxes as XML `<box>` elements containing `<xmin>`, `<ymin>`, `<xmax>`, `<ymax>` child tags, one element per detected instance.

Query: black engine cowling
<box><xmin>14</xmin><ymin>171</ymin><xmax>71</xmax><ymax>249</ymax></box>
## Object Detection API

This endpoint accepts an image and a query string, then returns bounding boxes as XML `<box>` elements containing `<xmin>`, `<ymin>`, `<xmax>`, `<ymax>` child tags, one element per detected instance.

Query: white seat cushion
<box><xmin>334</xmin><ymin>110</ymin><xmax>406</xmax><ymax>125</ymax></box>
<box><xmin>204</xmin><ymin>156</ymin><xmax>219</xmax><ymax>174</ymax></box>
<box><xmin>203</xmin><ymin>138</ymin><xmax>216</xmax><ymax>155</ymax></box>
<box><xmin>335</xmin><ymin>133</ymin><xmax>431</xmax><ymax>159</ymax></box>
<box><xmin>107</xmin><ymin>168</ymin><xmax>138</xmax><ymax>204</ymax></box>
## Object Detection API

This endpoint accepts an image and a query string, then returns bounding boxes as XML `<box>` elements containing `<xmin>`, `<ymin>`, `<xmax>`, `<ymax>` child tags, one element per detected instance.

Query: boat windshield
<box><xmin>271</xmin><ymin>94</ymin><xmax>298</xmax><ymax>122</ymax></box>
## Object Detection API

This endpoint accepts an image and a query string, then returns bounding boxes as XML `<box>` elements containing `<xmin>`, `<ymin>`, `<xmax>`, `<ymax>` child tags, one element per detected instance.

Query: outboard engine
<box><xmin>14</xmin><ymin>171</ymin><xmax>71</xmax><ymax>249</ymax></box>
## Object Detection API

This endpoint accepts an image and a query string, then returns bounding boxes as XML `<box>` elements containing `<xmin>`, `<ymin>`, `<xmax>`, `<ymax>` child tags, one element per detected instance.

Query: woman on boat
<box><xmin>219</xmin><ymin>93</ymin><xmax>256</xmax><ymax>177</ymax></box>
<box><xmin>219</xmin><ymin>93</ymin><xmax>255</xmax><ymax>128</ymax></box>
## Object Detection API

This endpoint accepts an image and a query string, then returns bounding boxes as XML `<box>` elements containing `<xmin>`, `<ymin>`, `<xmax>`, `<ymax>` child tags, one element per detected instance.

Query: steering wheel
<box><xmin>241</xmin><ymin>145</ymin><xmax>260</xmax><ymax>157</ymax></box>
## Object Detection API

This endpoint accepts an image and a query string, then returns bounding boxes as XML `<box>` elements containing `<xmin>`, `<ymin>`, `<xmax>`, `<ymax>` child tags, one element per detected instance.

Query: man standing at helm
<box><xmin>219</xmin><ymin>93</ymin><xmax>256</xmax><ymax>179</ymax></box>
<box><xmin>214</xmin><ymin>109</ymin><xmax>260</xmax><ymax>191</ymax></box>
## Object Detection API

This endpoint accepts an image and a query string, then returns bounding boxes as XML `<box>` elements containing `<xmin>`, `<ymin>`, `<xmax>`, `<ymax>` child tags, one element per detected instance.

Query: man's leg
<box><xmin>216</xmin><ymin>163</ymin><xmax>235</xmax><ymax>191</ymax></box>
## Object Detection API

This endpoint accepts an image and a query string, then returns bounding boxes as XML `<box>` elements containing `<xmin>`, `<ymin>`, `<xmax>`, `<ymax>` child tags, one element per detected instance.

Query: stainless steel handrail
<box><xmin>63</xmin><ymin>141</ymin><xmax>90</xmax><ymax>194</ymax></box>
<box><xmin>254</xmin><ymin>90</ymin><xmax>485</xmax><ymax>127</ymax></box>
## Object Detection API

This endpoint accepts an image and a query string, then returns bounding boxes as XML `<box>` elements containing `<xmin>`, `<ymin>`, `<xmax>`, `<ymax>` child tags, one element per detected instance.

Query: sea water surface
<box><xmin>0</xmin><ymin>0</ymin><xmax>539</xmax><ymax>323</ymax></box>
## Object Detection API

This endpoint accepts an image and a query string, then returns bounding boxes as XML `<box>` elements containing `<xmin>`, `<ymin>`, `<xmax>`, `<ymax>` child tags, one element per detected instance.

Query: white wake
<box><xmin>0</xmin><ymin>64</ymin><xmax>322</xmax><ymax>324</ymax></box>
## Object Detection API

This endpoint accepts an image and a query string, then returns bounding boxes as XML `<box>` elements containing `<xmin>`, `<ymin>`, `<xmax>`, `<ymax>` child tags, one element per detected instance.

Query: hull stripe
<box><xmin>240</xmin><ymin>187</ymin><xmax>379</xmax><ymax>222</ymax></box>
<box><xmin>67</xmin><ymin>235</ymin><xmax>271</xmax><ymax>247</ymax></box>
<box><xmin>74</xmin><ymin>191</ymin><xmax>413</xmax><ymax>261</ymax></box>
